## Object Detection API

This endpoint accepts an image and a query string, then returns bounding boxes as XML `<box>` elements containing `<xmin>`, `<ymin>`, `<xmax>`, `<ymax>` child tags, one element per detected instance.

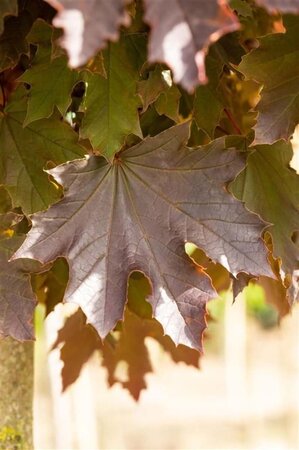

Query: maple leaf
<box><xmin>101</xmin><ymin>311</ymin><xmax>152</xmax><ymax>400</ymax></box>
<box><xmin>155</xmin><ymin>84</ymin><xmax>181</xmax><ymax>123</ymax></box>
<box><xmin>0</xmin><ymin>0</ymin><xmax>17</xmax><ymax>35</ymax></box>
<box><xmin>20</xmin><ymin>19</ymin><xmax>80</xmax><ymax>125</ymax></box>
<box><xmin>137</xmin><ymin>66</ymin><xmax>181</xmax><ymax>122</ymax></box>
<box><xmin>194</xmin><ymin>87</ymin><xmax>223</xmax><ymax>139</ymax></box>
<box><xmin>13</xmin><ymin>123</ymin><xmax>272</xmax><ymax>349</ymax></box>
<box><xmin>0</xmin><ymin>87</ymin><xmax>84</xmax><ymax>214</ymax></box>
<box><xmin>137</xmin><ymin>66</ymin><xmax>169</xmax><ymax>113</ymax></box>
<box><xmin>0</xmin><ymin>13</ymin><xmax>30</xmax><ymax>71</ymax></box>
<box><xmin>231</xmin><ymin>140</ymin><xmax>299</xmax><ymax>291</ymax></box>
<box><xmin>143</xmin><ymin>0</ymin><xmax>239</xmax><ymax>92</ymax></box>
<box><xmin>54</xmin><ymin>273</ymin><xmax>200</xmax><ymax>400</ymax></box>
<box><xmin>193</xmin><ymin>32</ymin><xmax>245</xmax><ymax>138</ymax></box>
<box><xmin>101</xmin><ymin>306</ymin><xmax>199</xmax><ymax>400</ymax></box>
<box><xmin>45</xmin><ymin>0</ymin><xmax>131</xmax><ymax>68</ymax></box>
<box><xmin>52</xmin><ymin>308</ymin><xmax>101</xmax><ymax>390</ymax></box>
<box><xmin>239</xmin><ymin>15</ymin><xmax>299</xmax><ymax>144</ymax></box>
<box><xmin>80</xmin><ymin>34</ymin><xmax>146</xmax><ymax>158</ymax></box>
<box><xmin>126</xmin><ymin>271</ymin><xmax>200</xmax><ymax>368</ymax></box>
<box><xmin>0</xmin><ymin>219</ymin><xmax>40</xmax><ymax>341</ymax></box>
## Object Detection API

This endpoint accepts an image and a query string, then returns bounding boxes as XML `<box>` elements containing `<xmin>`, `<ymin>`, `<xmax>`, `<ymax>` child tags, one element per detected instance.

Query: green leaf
<box><xmin>0</xmin><ymin>87</ymin><xmax>85</xmax><ymax>214</ymax></box>
<box><xmin>21</xmin><ymin>19</ymin><xmax>80</xmax><ymax>125</ymax></box>
<box><xmin>84</xmin><ymin>52</ymin><xmax>107</xmax><ymax>78</ymax></box>
<box><xmin>193</xmin><ymin>86</ymin><xmax>223</xmax><ymax>139</ymax></box>
<box><xmin>0</xmin><ymin>187</ymin><xmax>12</xmax><ymax>213</ymax></box>
<box><xmin>137</xmin><ymin>66</ymin><xmax>169</xmax><ymax>113</ymax></box>
<box><xmin>231</xmin><ymin>140</ymin><xmax>299</xmax><ymax>282</ymax></box>
<box><xmin>229</xmin><ymin>0</ymin><xmax>253</xmax><ymax>17</ymax></box>
<box><xmin>80</xmin><ymin>34</ymin><xmax>146</xmax><ymax>159</ymax></box>
<box><xmin>0</xmin><ymin>0</ymin><xmax>17</xmax><ymax>35</ymax></box>
<box><xmin>193</xmin><ymin>33</ymin><xmax>245</xmax><ymax>139</ymax></box>
<box><xmin>137</xmin><ymin>67</ymin><xmax>181</xmax><ymax>121</ymax></box>
<box><xmin>140</xmin><ymin>105</ymin><xmax>174</xmax><ymax>138</ymax></box>
<box><xmin>155</xmin><ymin>83</ymin><xmax>181</xmax><ymax>122</ymax></box>
<box><xmin>14</xmin><ymin>123</ymin><xmax>272</xmax><ymax>350</ymax></box>
<box><xmin>0</xmin><ymin>13</ymin><xmax>30</xmax><ymax>71</ymax></box>
<box><xmin>127</xmin><ymin>272</ymin><xmax>152</xmax><ymax>319</ymax></box>
<box><xmin>239</xmin><ymin>15</ymin><xmax>299</xmax><ymax>143</ymax></box>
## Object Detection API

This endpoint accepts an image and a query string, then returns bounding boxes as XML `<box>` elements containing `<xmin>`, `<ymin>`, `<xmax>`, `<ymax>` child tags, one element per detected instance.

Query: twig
<box><xmin>0</xmin><ymin>82</ymin><xmax>6</xmax><ymax>108</ymax></box>
<box><xmin>224</xmin><ymin>108</ymin><xmax>242</xmax><ymax>135</ymax></box>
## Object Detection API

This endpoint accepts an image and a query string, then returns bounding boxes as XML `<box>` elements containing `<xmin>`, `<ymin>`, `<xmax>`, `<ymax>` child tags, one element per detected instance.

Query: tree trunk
<box><xmin>0</xmin><ymin>338</ymin><xmax>34</xmax><ymax>450</ymax></box>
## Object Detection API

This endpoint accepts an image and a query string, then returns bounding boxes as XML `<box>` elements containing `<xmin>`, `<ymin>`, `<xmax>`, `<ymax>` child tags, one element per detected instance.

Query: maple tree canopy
<box><xmin>0</xmin><ymin>0</ymin><xmax>298</xmax><ymax>398</ymax></box>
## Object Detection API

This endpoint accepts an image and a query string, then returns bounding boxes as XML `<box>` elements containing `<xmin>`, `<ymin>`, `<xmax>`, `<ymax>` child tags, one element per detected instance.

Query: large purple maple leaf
<box><xmin>13</xmin><ymin>124</ymin><xmax>272</xmax><ymax>349</ymax></box>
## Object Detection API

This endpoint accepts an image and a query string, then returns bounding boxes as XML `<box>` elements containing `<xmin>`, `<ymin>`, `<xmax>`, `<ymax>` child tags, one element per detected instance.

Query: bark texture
<box><xmin>0</xmin><ymin>338</ymin><xmax>34</xmax><ymax>450</ymax></box>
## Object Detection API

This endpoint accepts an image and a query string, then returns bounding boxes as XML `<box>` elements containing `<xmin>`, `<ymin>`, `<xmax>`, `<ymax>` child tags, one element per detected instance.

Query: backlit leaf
<box><xmin>259</xmin><ymin>276</ymin><xmax>290</xmax><ymax>319</ymax></box>
<box><xmin>46</xmin><ymin>0</ymin><xmax>131</xmax><ymax>67</ymax></box>
<box><xmin>54</xmin><ymin>294</ymin><xmax>200</xmax><ymax>399</ymax></box>
<box><xmin>239</xmin><ymin>15</ymin><xmax>299</xmax><ymax>144</ymax></box>
<box><xmin>137</xmin><ymin>66</ymin><xmax>169</xmax><ymax>113</ymax></box>
<box><xmin>52</xmin><ymin>308</ymin><xmax>101</xmax><ymax>390</ymax></box>
<box><xmin>0</xmin><ymin>230</ymin><xmax>39</xmax><ymax>341</ymax></box>
<box><xmin>193</xmin><ymin>32</ymin><xmax>245</xmax><ymax>139</ymax></box>
<box><xmin>155</xmin><ymin>84</ymin><xmax>181</xmax><ymax>122</ymax></box>
<box><xmin>231</xmin><ymin>140</ymin><xmax>299</xmax><ymax>288</ymax></box>
<box><xmin>143</xmin><ymin>0</ymin><xmax>239</xmax><ymax>92</ymax></box>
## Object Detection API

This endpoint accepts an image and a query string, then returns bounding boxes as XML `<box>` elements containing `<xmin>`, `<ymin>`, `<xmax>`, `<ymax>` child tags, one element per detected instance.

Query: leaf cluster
<box><xmin>0</xmin><ymin>0</ymin><xmax>298</xmax><ymax>398</ymax></box>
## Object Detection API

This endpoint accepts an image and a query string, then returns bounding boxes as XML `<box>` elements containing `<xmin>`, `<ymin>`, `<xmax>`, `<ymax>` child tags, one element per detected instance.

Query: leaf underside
<box><xmin>0</xmin><ymin>226</ymin><xmax>38</xmax><ymax>341</ymax></box>
<box><xmin>13</xmin><ymin>123</ymin><xmax>272</xmax><ymax>349</ymax></box>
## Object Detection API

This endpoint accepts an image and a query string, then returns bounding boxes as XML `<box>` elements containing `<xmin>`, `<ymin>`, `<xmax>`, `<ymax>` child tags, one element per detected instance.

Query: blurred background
<box><xmin>33</xmin><ymin>129</ymin><xmax>299</xmax><ymax>450</ymax></box>
<box><xmin>34</xmin><ymin>285</ymin><xmax>299</xmax><ymax>450</ymax></box>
